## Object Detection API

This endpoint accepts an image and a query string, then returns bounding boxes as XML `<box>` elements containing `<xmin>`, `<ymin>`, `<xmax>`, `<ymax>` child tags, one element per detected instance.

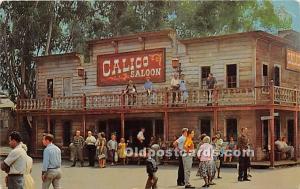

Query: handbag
<box><xmin>98</xmin><ymin>154</ymin><xmax>105</xmax><ymax>160</ymax></box>
<box><xmin>114</xmin><ymin>151</ymin><xmax>119</xmax><ymax>162</ymax></box>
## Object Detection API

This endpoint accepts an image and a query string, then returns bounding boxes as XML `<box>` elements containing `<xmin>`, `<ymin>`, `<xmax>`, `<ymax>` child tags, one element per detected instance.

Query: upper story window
<box><xmin>63</xmin><ymin>77</ymin><xmax>72</xmax><ymax>97</ymax></box>
<box><xmin>200</xmin><ymin>66</ymin><xmax>211</xmax><ymax>89</ymax></box>
<box><xmin>47</xmin><ymin>79</ymin><xmax>53</xmax><ymax>97</ymax></box>
<box><xmin>262</xmin><ymin>64</ymin><xmax>268</xmax><ymax>86</ymax></box>
<box><xmin>226</xmin><ymin>64</ymin><xmax>237</xmax><ymax>88</ymax></box>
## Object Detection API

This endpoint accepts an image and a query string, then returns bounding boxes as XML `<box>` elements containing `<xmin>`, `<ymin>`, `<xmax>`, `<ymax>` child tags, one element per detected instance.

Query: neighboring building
<box><xmin>0</xmin><ymin>93</ymin><xmax>15</xmax><ymax>145</ymax></box>
<box><xmin>17</xmin><ymin>29</ymin><xmax>300</xmax><ymax>165</ymax></box>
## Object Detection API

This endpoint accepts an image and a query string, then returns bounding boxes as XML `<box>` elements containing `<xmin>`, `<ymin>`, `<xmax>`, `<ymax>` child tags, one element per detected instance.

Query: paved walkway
<box><xmin>0</xmin><ymin>161</ymin><xmax>299</xmax><ymax>189</ymax></box>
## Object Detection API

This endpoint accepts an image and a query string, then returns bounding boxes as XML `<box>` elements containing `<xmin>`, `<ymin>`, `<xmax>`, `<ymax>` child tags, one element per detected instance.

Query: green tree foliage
<box><xmin>0</xmin><ymin>1</ymin><xmax>293</xmax><ymax>102</ymax></box>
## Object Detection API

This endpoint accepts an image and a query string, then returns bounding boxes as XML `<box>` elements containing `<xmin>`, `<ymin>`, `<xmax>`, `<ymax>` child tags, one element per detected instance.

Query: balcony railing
<box><xmin>17</xmin><ymin>85</ymin><xmax>300</xmax><ymax>111</ymax></box>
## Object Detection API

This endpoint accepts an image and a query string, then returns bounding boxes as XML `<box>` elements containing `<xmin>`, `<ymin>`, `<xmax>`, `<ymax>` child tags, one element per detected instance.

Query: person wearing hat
<box><xmin>171</xmin><ymin>72</ymin><xmax>180</xmax><ymax>104</ymax></box>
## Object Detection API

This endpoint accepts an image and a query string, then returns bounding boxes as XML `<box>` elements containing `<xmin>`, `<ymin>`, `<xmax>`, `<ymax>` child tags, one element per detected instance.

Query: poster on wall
<box><xmin>286</xmin><ymin>49</ymin><xmax>300</xmax><ymax>72</ymax></box>
<box><xmin>97</xmin><ymin>48</ymin><xmax>165</xmax><ymax>86</ymax></box>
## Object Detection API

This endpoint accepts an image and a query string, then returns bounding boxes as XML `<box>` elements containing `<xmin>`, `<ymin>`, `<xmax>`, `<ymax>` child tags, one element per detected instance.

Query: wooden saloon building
<box><xmin>17</xmin><ymin>29</ymin><xmax>300</xmax><ymax>166</ymax></box>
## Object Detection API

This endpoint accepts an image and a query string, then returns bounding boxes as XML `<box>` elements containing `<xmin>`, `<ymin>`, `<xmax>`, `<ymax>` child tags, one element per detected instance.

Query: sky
<box><xmin>273</xmin><ymin>0</ymin><xmax>300</xmax><ymax>31</ymax></box>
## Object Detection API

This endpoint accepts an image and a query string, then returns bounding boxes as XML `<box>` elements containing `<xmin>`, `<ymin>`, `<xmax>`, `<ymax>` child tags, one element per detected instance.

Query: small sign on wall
<box><xmin>97</xmin><ymin>48</ymin><xmax>165</xmax><ymax>86</ymax></box>
<box><xmin>286</xmin><ymin>49</ymin><xmax>300</xmax><ymax>72</ymax></box>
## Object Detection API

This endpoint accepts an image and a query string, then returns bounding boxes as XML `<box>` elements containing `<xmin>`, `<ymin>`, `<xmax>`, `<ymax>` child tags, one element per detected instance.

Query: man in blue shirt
<box><xmin>173</xmin><ymin>128</ymin><xmax>188</xmax><ymax>186</ymax></box>
<box><xmin>144</xmin><ymin>77</ymin><xmax>154</xmax><ymax>104</ymax></box>
<box><xmin>42</xmin><ymin>133</ymin><xmax>62</xmax><ymax>189</ymax></box>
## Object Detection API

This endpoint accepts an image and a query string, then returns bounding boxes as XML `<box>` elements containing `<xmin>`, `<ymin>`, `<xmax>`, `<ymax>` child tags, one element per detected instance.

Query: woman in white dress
<box><xmin>21</xmin><ymin>143</ymin><xmax>35</xmax><ymax>189</ymax></box>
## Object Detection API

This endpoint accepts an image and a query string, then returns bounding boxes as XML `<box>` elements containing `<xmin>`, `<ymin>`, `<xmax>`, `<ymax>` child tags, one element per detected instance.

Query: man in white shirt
<box><xmin>1</xmin><ymin>131</ymin><xmax>27</xmax><ymax>189</ymax></box>
<box><xmin>137</xmin><ymin>128</ymin><xmax>146</xmax><ymax>150</ymax></box>
<box><xmin>85</xmin><ymin>131</ymin><xmax>97</xmax><ymax>167</ymax></box>
<box><xmin>171</xmin><ymin>73</ymin><xmax>180</xmax><ymax>104</ymax></box>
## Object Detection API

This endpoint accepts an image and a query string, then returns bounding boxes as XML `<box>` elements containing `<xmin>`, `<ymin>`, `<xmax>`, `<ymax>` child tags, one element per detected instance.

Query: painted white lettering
<box><xmin>155</xmin><ymin>68</ymin><xmax>161</xmax><ymax>76</ymax></box>
<box><xmin>143</xmin><ymin>56</ymin><xmax>149</xmax><ymax>67</ymax></box>
<box><xmin>150</xmin><ymin>69</ymin><xmax>156</xmax><ymax>76</ymax></box>
<box><xmin>130</xmin><ymin>71</ymin><xmax>135</xmax><ymax>77</ymax></box>
<box><xmin>130</xmin><ymin>58</ymin><xmax>135</xmax><ymax>71</ymax></box>
<box><xmin>145</xmin><ymin>69</ymin><xmax>150</xmax><ymax>76</ymax></box>
<box><xmin>112</xmin><ymin>59</ymin><xmax>121</xmax><ymax>76</ymax></box>
<box><xmin>135</xmin><ymin>57</ymin><xmax>142</xmax><ymax>69</ymax></box>
<box><xmin>122</xmin><ymin>58</ymin><xmax>130</xmax><ymax>72</ymax></box>
<box><xmin>102</xmin><ymin>60</ymin><xmax>111</xmax><ymax>77</ymax></box>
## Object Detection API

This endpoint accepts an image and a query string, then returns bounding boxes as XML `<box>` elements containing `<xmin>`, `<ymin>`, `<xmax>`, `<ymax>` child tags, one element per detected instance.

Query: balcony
<box><xmin>17</xmin><ymin>85</ymin><xmax>300</xmax><ymax>113</ymax></box>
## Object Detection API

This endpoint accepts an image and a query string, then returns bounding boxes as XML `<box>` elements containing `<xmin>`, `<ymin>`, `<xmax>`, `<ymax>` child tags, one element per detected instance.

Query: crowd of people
<box><xmin>172</xmin><ymin>127</ymin><xmax>252</xmax><ymax>188</ymax></box>
<box><xmin>0</xmin><ymin>126</ymin><xmax>253</xmax><ymax>189</ymax></box>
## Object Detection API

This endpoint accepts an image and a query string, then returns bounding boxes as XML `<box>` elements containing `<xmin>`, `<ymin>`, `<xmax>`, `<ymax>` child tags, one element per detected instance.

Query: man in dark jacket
<box><xmin>237</xmin><ymin>127</ymin><xmax>251</xmax><ymax>182</ymax></box>
<box><xmin>145</xmin><ymin>149</ymin><xmax>158</xmax><ymax>189</ymax></box>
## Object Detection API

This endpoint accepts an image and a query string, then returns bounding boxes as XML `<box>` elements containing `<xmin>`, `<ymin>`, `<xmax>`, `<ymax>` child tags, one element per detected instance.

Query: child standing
<box><xmin>107</xmin><ymin>133</ymin><xmax>118</xmax><ymax>165</ymax></box>
<box><xmin>118</xmin><ymin>138</ymin><xmax>127</xmax><ymax>165</ymax></box>
<box><xmin>145</xmin><ymin>149</ymin><xmax>158</xmax><ymax>189</ymax></box>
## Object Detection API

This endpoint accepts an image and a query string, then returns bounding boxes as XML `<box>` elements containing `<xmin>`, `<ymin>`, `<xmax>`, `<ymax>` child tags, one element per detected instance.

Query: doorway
<box><xmin>199</xmin><ymin>119</ymin><xmax>211</xmax><ymax>137</ymax></box>
<box><xmin>62</xmin><ymin>121</ymin><xmax>71</xmax><ymax>146</ymax></box>
<box><xmin>287</xmin><ymin>120</ymin><xmax>294</xmax><ymax>146</ymax></box>
<box><xmin>226</xmin><ymin>119</ymin><xmax>237</xmax><ymax>141</ymax></box>
<box><xmin>262</xmin><ymin>120</ymin><xmax>269</xmax><ymax>150</ymax></box>
<box><xmin>274</xmin><ymin>66</ymin><xmax>280</xmax><ymax>87</ymax></box>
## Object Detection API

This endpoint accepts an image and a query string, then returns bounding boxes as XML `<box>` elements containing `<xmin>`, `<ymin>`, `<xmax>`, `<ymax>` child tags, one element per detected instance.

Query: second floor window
<box><xmin>47</xmin><ymin>79</ymin><xmax>53</xmax><ymax>97</ymax></box>
<box><xmin>201</xmin><ymin>66</ymin><xmax>211</xmax><ymax>89</ymax></box>
<box><xmin>226</xmin><ymin>64</ymin><xmax>237</xmax><ymax>88</ymax></box>
<box><xmin>263</xmin><ymin>64</ymin><xmax>268</xmax><ymax>86</ymax></box>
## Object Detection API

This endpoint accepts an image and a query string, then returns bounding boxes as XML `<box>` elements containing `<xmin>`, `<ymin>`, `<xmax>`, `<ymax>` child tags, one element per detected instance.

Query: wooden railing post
<box><xmin>121</xmin><ymin>90</ymin><xmax>125</xmax><ymax>108</ymax></box>
<box><xmin>164</xmin><ymin>87</ymin><xmax>169</xmax><ymax>108</ymax></box>
<box><xmin>269</xmin><ymin>80</ymin><xmax>274</xmax><ymax>104</ymax></box>
<box><xmin>82</xmin><ymin>93</ymin><xmax>86</xmax><ymax>110</ymax></box>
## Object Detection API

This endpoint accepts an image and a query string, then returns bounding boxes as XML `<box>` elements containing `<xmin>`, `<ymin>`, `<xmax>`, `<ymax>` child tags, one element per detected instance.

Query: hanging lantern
<box><xmin>77</xmin><ymin>66</ymin><xmax>85</xmax><ymax>77</ymax></box>
<box><xmin>172</xmin><ymin>58</ymin><xmax>179</xmax><ymax>68</ymax></box>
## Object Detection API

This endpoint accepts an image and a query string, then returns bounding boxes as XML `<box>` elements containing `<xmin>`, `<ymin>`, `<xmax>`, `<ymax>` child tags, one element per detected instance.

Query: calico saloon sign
<box><xmin>97</xmin><ymin>49</ymin><xmax>165</xmax><ymax>86</ymax></box>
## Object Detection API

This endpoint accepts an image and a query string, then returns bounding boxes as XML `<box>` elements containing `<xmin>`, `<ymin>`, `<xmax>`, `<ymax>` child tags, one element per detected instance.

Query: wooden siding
<box><xmin>184</xmin><ymin>36</ymin><xmax>255</xmax><ymax>88</ymax></box>
<box><xmin>256</xmin><ymin>39</ymin><xmax>300</xmax><ymax>88</ymax></box>
<box><xmin>36</xmin><ymin>58</ymin><xmax>83</xmax><ymax>98</ymax></box>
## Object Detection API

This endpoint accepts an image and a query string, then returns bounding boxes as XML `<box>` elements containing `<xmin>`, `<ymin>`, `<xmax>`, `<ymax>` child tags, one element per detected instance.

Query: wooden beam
<box><xmin>47</xmin><ymin>114</ymin><xmax>50</xmax><ymax>133</ymax></box>
<box><xmin>213</xmin><ymin>109</ymin><xmax>218</xmax><ymax>135</ymax></box>
<box><xmin>121</xmin><ymin>113</ymin><xmax>125</xmax><ymax>138</ymax></box>
<box><xmin>269</xmin><ymin>108</ymin><xmax>275</xmax><ymax>168</ymax></box>
<box><xmin>152</xmin><ymin>119</ymin><xmax>156</xmax><ymax>137</ymax></box>
<box><xmin>294</xmin><ymin>111</ymin><xmax>298</xmax><ymax>161</ymax></box>
<box><xmin>164</xmin><ymin>111</ymin><xmax>169</xmax><ymax>141</ymax></box>
<box><xmin>83</xmin><ymin>114</ymin><xmax>86</xmax><ymax>138</ymax></box>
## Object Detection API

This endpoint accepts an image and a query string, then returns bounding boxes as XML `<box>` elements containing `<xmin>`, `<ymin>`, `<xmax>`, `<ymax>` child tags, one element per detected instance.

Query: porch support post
<box><xmin>152</xmin><ymin>119</ymin><xmax>156</xmax><ymax>137</ymax></box>
<box><xmin>106</xmin><ymin>120</ymin><xmax>109</xmax><ymax>137</ymax></box>
<box><xmin>164</xmin><ymin>112</ymin><xmax>169</xmax><ymax>141</ymax></box>
<box><xmin>121</xmin><ymin>113</ymin><xmax>125</xmax><ymax>138</ymax></box>
<box><xmin>83</xmin><ymin>114</ymin><xmax>86</xmax><ymax>137</ymax></box>
<box><xmin>213</xmin><ymin>109</ymin><xmax>218</xmax><ymax>135</ymax></box>
<box><xmin>16</xmin><ymin>113</ymin><xmax>20</xmax><ymax>131</ymax></box>
<box><xmin>47</xmin><ymin>115</ymin><xmax>50</xmax><ymax>133</ymax></box>
<box><xmin>269</xmin><ymin>108</ymin><xmax>275</xmax><ymax>167</ymax></box>
<box><xmin>294</xmin><ymin>110</ymin><xmax>298</xmax><ymax>161</ymax></box>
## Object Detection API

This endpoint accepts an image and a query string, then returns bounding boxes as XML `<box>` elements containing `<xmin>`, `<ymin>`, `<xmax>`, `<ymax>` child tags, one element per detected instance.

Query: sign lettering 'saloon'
<box><xmin>97</xmin><ymin>49</ymin><xmax>165</xmax><ymax>86</ymax></box>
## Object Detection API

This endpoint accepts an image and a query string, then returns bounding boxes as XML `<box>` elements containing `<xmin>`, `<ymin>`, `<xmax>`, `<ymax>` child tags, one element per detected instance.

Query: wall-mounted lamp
<box><xmin>77</xmin><ymin>66</ymin><xmax>88</xmax><ymax>85</ymax></box>
<box><xmin>172</xmin><ymin>58</ymin><xmax>180</xmax><ymax>69</ymax></box>
<box><xmin>77</xmin><ymin>66</ymin><xmax>85</xmax><ymax>77</ymax></box>
<box><xmin>172</xmin><ymin>57</ymin><xmax>182</xmax><ymax>76</ymax></box>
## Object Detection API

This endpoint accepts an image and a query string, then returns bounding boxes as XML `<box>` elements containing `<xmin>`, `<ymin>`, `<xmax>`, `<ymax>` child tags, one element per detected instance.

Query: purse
<box><xmin>114</xmin><ymin>151</ymin><xmax>119</xmax><ymax>162</ymax></box>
